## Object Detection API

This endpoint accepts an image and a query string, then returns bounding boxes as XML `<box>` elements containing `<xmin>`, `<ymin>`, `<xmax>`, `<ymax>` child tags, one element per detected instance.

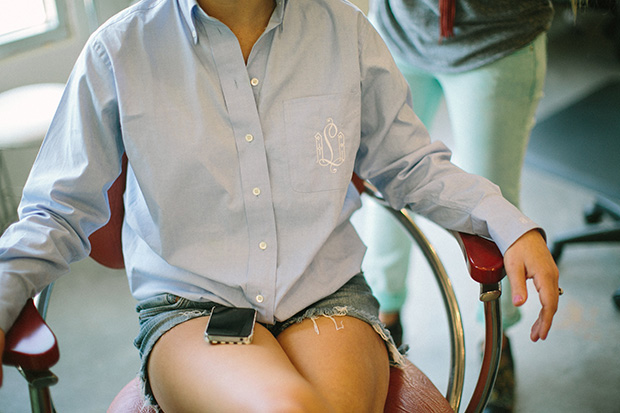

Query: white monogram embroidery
<box><xmin>315</xmin><ymin>118</ymin><xmax>345</xmax><ymax>173</ymax></box>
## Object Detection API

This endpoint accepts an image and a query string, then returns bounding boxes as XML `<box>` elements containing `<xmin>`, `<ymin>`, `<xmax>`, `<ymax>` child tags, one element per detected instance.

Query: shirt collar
<box><xmin>178</xmin><ymin>0</ymin><xmax>287</xmax><ymax>45</ymax></box>
<box><xmin>178</xmin><ymin>0</ymin><xmax>200</xmax><ymax>44</ymax></box>
<box><xmin>270</xmin><ymin>0</ymin><xmax>287</xmax><ymax>31</ymax></box>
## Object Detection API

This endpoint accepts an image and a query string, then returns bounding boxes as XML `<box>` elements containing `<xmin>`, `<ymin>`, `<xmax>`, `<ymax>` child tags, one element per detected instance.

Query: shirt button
<box><xmin>250</xmin><ymin>77</ymin><xmax>259</xmax><ymax>86</ymax></box>
<box><xmin>245</xmin><ymin>134</ymin><xmax>254</xmax><ymax>142</ymax></box>
<box><xmin>252</xmin><ymin>187</ymin><xmax>261</xmax><ymax>196</ymax></box>
<box><xmin>259</xmin><ymin>241</ymin><xmax>267</xmax><ymax>250</ymax></box>
<box><xmin>256</xmin><ymin>295</ymin><xmax>264</xmax><ymax>303</ymax></box>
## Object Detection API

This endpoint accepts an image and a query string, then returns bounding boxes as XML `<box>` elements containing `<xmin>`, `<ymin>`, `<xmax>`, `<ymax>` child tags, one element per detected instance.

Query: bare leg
<box><xmin>277</xmin><ymin>315</ymin><xmax>390</xmax><ymax>413</ymax></box>
<box><xmin>147</xmin><ymin>314</ymin><xmax>390</xmax><ymax>412</ymax></box>
<box><xmin>147</xmin><ymin>317</ymin><xmax>332</xmax><ymax>412</ymax></box>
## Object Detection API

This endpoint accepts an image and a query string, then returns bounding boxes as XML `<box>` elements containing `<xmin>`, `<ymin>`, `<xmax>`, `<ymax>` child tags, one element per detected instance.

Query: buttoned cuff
<box><xmin>471</xmin><ymin>194</ymin><xmax>543</xmax><ymax>255</ymax></box>
<box><xmin>0</xmin><ymin>274</ymin><xmax>33</xmax><ymax>333</ymax></box>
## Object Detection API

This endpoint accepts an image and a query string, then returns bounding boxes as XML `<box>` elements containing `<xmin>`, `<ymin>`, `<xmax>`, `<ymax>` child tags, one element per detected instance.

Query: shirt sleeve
<box><xmin>354</xmin><ymin>19</ymin><xmax>539</xmax><ymax>255</ymax></box>
<box><xmin>0</xmin><ymin>39</ymin><xmax>125</xmax><ymax>333</ymax></box>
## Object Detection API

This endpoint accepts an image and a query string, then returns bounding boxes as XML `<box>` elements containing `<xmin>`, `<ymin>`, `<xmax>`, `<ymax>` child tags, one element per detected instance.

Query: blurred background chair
<box><xmin>525</xmin><ymin>80</ymin><xmax>620</xmax><ymax>308</ymax></box>
<box><xmin>3</xmin><ymin>167</ymin><xmax>507</xmax><ymax>413</ymax></box>
<box><xmin>0</xmin><ymin>83</ymin><xmax>65</xmax><ymax>233</ymax></box>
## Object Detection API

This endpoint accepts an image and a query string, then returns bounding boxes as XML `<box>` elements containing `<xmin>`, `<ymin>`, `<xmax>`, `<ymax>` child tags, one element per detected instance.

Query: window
<box><xmin>0</xmin><ymin>0</ymin><xmax>69</xmax><ymax>58</ymax></box>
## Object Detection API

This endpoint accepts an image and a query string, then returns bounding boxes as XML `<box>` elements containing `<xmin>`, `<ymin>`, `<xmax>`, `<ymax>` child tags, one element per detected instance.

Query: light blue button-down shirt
<box><xmin>0</xmin><ymin>0</ymin><xmax>537</xmax><ymax>331</ymax></box>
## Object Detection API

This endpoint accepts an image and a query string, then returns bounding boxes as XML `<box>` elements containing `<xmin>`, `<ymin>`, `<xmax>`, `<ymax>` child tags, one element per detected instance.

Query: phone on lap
<box><xmin>204</xmin><ymin>306</ymin><xmax>257</xmax><ymax>344</ymax></box>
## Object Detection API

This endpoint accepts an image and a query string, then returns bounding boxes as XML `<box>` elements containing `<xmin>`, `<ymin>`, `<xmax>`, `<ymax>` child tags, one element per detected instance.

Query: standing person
<box><xmin>0</xmin><ymin>0</ymin><xmax>559</xmax><ymax>411</ymax></box>
<box><xmin>360</xmin><ymin>1</ymin><xmax>553</xmax><ymax>412</ymax></box>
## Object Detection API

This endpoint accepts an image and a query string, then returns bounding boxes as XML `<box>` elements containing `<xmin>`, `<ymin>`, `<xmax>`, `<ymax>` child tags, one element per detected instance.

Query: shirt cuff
<box><xmin>471</xmin><ymin>194</ymin><xmax>543</xmax><ymax>255</ymax></box>
<box><xmin>0</xmin><ymin>274</ymin><xmax>33</xmax><ymax>333</ymax></box>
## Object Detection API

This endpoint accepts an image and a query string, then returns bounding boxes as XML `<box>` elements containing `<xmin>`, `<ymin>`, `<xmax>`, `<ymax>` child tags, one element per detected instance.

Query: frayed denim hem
<box><xmin>272</xmin><ymin>304</ymin><xmax>406</xmax><ymax>368</ymax></box>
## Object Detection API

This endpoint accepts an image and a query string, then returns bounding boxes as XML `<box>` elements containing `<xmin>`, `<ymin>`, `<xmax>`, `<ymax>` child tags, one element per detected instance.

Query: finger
<box><xmin>531</xmin><ymin>304</ymin><xmax>556</xmax><ymax>342</ymax></box>
<box><xmin>530</xmin><ymin>316</ymin><xmax>542</xmax><ymax>342</ymax></box>
<box><xmin>529</xmin><ymin>280</ymin><xmax>559</xmax><ymax>342</ymax></box>
<box><xmin>503</xmin><ymin>256</ymin><xmax>528</xmax><ymax>307</ymax></box>
<box><xmin>532</xmin><ymin>284</ymin><xmax>559</xmax><ymax>341</ymax></box>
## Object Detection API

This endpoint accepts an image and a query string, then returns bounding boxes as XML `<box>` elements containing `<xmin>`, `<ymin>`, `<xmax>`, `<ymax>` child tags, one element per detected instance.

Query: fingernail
<box><xmin>513</xmin><ymin>295</ymin><xmax>523</xmax><ymax>305</ymax></box>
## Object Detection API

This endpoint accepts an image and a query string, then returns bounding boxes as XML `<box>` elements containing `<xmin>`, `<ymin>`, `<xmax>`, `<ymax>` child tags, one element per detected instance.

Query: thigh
<box><xmin>277</xmin><ymin>315</ymin><xmax>390</xmax><ymax>413</ymax></box>
<box><xmin>147</xmin><ymin>316</ymin><xmax>330</xmax><ymax>413</ymax></box>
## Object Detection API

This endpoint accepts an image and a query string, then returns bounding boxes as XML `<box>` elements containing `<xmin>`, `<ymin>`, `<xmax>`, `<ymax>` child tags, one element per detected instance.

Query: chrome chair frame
<box><xmin>361</xmin><ymin>183</ymin><xmax>503</xmax><ymax>413</ymax></box>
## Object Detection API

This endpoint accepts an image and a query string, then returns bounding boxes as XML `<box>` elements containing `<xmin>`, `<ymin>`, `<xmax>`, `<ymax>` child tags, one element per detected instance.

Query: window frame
<box><xmin>0</xmin><ymin>0</ymin><xmax>70</xmax><ymax>59</ymax></box>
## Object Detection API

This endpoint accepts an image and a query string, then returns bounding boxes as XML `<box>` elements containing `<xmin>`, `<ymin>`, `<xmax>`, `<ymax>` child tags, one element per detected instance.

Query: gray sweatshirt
<box><xmin>369</xmin><ymin>0</ymin><xmax>554</xmax><ymax>73</ymax></box>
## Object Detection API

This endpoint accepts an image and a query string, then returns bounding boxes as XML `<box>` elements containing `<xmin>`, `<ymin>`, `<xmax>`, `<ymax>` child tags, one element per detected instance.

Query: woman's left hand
<box><xmin>503</xmin><ymin>229</ymin><xmax>560</xmax><ymax>342</ymax></box>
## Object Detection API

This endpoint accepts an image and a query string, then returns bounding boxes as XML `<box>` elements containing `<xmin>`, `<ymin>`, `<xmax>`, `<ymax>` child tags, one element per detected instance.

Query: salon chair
<box><xmin>3</xmin><ymin>161</ymin><xmax>506</xmax><ymax>413</ymax></box>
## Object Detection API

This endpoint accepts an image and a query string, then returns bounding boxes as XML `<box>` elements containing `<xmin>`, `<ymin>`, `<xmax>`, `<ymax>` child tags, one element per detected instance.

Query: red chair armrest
<box><xmin>3</xmin><ymin>299</ymin><xmax>59</xmax><ymax>371</ymax></box>
<box><xmin>455</xmin><ymin>232</ymin><xmax>505</xmax><ymax>284</ymax></box>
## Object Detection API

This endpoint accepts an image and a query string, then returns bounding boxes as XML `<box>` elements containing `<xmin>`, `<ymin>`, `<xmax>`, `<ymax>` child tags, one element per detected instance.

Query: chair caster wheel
<box><xmin>584</xmin><ymin>203</ymin><xmax>604</xmax><ymax>224</ymax></box>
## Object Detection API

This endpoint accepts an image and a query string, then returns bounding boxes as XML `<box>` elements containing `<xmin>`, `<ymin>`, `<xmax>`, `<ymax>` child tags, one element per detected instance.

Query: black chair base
<box><xmin>551</xmin><ymin>195</ymin><xmax>620</xmax><ymax>310</ymax></box>
<box><xmin>551</xmin><ymin>195</ymin><xmax>620</xmax><ymax>260</ymax></box>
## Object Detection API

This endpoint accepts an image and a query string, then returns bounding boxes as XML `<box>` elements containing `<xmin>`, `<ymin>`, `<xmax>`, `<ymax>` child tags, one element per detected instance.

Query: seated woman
<box><xmin>0</xmin><ymin>0</ymin><xmax>559</xmax><ymax>411</ymax></box>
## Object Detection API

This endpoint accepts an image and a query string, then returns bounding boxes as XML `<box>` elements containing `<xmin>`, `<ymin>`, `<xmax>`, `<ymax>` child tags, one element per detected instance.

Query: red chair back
<box><xmin>88</xmin><ymin>154</ymin><xmax>127</xmax><ymax>269</ymax></box>
<box><xmin>89</xmin><ymin>170</ymin><xmax>363</xmax><ymax>270</ymax></box>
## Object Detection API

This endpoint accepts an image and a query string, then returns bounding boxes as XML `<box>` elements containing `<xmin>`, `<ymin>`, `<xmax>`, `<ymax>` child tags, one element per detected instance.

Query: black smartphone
<box><xmin>204</xmin><ymin>306</ymin><xmax>257</xmax><ymax>344</ymax></box>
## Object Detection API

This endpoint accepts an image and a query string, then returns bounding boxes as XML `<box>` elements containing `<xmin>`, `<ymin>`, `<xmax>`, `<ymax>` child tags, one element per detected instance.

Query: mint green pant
<box><xmin>360</xmin><ymin>34</ymin><xmax>547</xmax><ymax>329</ymax></box>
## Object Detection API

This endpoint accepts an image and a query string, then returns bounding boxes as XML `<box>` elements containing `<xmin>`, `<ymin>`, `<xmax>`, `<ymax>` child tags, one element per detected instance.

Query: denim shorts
<box><xmin>133</xmin><ymin>273</ymin><xmax>405</xmax><ymax>409</ymax></box>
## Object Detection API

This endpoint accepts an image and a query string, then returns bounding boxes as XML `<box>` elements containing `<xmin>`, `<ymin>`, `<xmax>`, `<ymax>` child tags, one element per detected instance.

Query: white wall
<box><xmin>0</xmin><ymin>0</ymin><xmax>133</xmax><ymax>93</ymax></box>
<box><xmin>0</xmin><ymin>0</ymin><xmax>133</xmax><ymax>205</ymax></box>
<box><xmin>0</xmin><ymin>1</ymin><xmax>85</xmax><ymax>92</ymax></box>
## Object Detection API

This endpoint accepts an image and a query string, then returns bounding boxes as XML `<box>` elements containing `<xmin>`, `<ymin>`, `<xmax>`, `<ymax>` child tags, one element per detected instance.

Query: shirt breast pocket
<box><xmin>284</xmin><ymin>93</ymin><xmax>361</xmax><ymax>193</ymax></box>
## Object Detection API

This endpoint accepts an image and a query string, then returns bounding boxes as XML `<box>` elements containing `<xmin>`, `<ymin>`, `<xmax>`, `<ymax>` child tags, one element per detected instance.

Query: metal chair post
<box><xmin>466</xmin><ymin>289</ymin><xmax>503</xmax><ymax>413</ymax></box>
<box><xmin>18</xmin><ymin>367</ymin><xmax>58</xmax><ymax>413</ymax></box>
